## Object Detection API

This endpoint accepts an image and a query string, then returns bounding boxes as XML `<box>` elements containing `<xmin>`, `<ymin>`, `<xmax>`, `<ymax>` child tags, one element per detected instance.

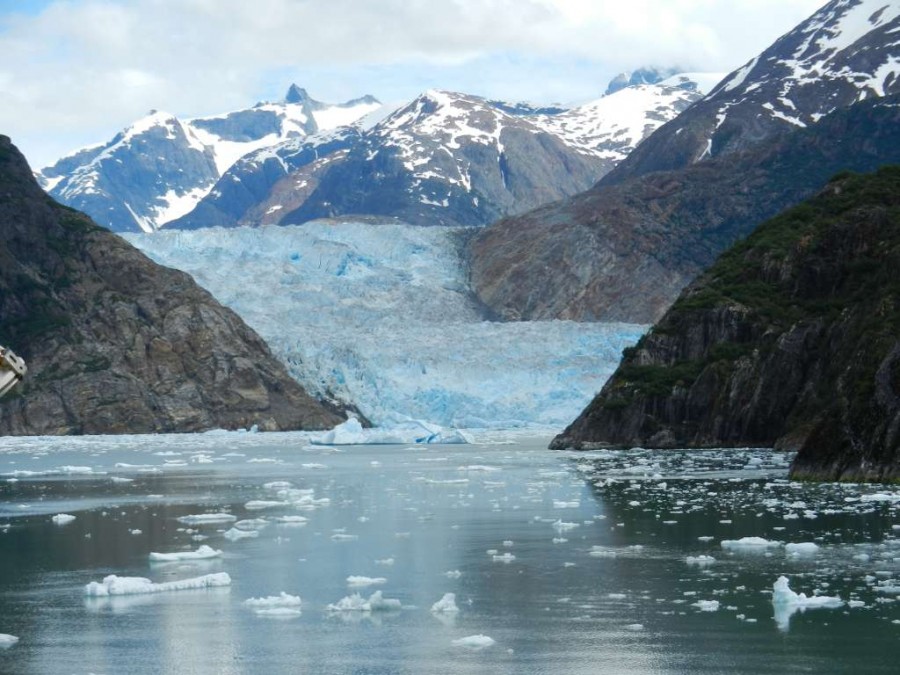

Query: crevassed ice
<box><xmin>126</xmin><ymin>223</ymin><xmax>645</xmax><ymax>428</ymax></box>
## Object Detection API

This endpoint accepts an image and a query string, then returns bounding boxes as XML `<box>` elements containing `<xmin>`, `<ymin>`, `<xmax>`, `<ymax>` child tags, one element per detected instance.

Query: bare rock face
<box><xmin>470</xmin><ymin>95</ymin><xmax>900</xmax><ymax>324</ymax></box>
<box><xmin>0</xmin><ymin>135</ymin><xmax>343</xmax><ymax>435</ymax></box>
<box><xmin>550</xmin><ymin>168</ymin><xmax>900</xmax><ymax>483</ymax></box>
<box><xmin>470</xmin><ymin>0</ymin><xmax>900</xmax><ymax>325</ymax></box>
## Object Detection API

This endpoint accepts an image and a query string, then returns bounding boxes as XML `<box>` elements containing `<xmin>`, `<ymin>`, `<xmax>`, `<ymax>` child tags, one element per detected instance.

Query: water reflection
<box><xmin>0</xmin><ymin>437</ymin><xmax>897</xmax><ymax>674</ymax></box>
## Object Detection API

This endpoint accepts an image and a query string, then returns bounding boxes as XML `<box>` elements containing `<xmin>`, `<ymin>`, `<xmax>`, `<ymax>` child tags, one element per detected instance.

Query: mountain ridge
<box><xmin>549</xmin><ymin>167</ymin><xmax>900</xmax><ymax>483</ymax></box>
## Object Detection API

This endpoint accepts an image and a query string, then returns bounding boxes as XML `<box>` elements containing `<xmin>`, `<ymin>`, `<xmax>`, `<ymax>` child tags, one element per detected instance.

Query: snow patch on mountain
<box><xmin>533</xmin><ymin>81</ymin><xmax>708</xmax><ymax>160</ymax></box>
<box><xmin>39</xmin><ymin>86</ymin><xmax>380</xmax><ymax>232</ymax></box>
<box><xmin>126</xmin><ymin>223</ymin><xmax>645</xmax><ymax>427</ymax></box>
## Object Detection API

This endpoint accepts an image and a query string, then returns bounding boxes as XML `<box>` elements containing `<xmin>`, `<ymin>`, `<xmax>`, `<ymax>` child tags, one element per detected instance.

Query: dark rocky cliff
<box><xmin>550</xmin><ymin>167</ymin><xmax>900</xmax><ymax>482</ymax></box>
<box><xmin>0</xmin><ymin>136</ymin><xmax>343</xmax><ymax>435</ymax></box>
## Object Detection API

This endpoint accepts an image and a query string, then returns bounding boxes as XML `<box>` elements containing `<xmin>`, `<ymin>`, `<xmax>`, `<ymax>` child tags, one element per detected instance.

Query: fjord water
<box><xmin>0</xmin><ymin>432</ymin><xmax>898</xmax><ymax>675</ymax></box>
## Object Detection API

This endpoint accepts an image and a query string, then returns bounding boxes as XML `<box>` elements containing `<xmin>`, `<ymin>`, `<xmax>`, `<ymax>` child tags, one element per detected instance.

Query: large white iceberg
<box><xmin>84</xmin><ymin>572</ymin><xmax>231</xmax><ymax>596</ymax></box>
<box><xmin>772</xmin><ymin>575</ymin><xmax>843</xmax><ymax>631</ymax></box>
<box><xmin>312</xmin><ymin>416</ymin><xmax>471</xmax><ymax>446</ymax></box>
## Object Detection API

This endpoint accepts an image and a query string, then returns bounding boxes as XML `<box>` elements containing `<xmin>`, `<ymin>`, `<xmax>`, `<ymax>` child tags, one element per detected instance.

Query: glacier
<box><xmin>126</xmin><ymin>223</ymin><xmax>645</xmax><ymax>429</ymax></box>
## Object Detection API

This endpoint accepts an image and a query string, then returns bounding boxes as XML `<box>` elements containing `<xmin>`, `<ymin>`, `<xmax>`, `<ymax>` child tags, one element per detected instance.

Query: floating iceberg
<box><xmin>346</xmin><ymin>576</ymin><xmax>386</xmax><ymax>588</ymax></box>
<box><xmin>431</xmin><ymin>593</ymin><xmax>459</xmax><ymax>613</ymax></box>
<box><xmin>772</xmin><ymin>576</ymin><xmax>843</xmax><ymax>631</ymax></box>
<box><xmin>452</xmin><ymin>634</ymin><xmax>495</xmax><ymax>649</ymax></box>
<box><xmin>84</xmin><ymin>572</ymin><xmax>231</xmax><ymax>596</ymax></box>
<box><xmin>244</xmin><ymin>592</ymin><xmax>302</xmax><ymax>617</ymax></box>
<box><xmin>51</xmin><ymin>513</ymin><xmax>76</xmax><ymax>525</ymax></box>
<box><xmin>326</xmin><ymin>590</ymin><xmax>401</xmax><ymax>612</ymax></box>
<box><xmin>721</xmin><ymin>537</ymin><xmax>782</xmax><ymax>551</ymax></box>
<box><xmin>784</xmin><ymin>542</ymin><xmax>819</xmax><ymax>556</ymax></box>
<box><xmin>176</xmin><ymin>513</ymin><xmax>237</xmax><ymax>525</ymax></box>
<box><xmin>148</xmin><ymin>545</ymin><xmax>222</xmax><ymax>562</ymax></box>
<box><xmin>311</xmin><ymin>417</ymin><xmax>471</xmax><ymax>445</ymax></box>
<box><xmin>0</xmin><ymin>634</ymin><xmax>18</xmax><ymax>648</ymax></box>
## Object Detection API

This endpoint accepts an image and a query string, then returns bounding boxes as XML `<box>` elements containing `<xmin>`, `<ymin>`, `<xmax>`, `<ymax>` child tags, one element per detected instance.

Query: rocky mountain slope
<box><xmin>37</xmin><ymin>86</ymin><xmax>380</xmax><ymax>233</ymax></box>
<box><xmin>128</xmin><ymin>77</ymin><xmax>710</xmax><ymax>231</ymax></box>
<box><xmin>471</xmin><ymin>95</ymin><xmax>900</xmax><ymax>323</ymax></box>
<box><xmin>470</xmin><ymin>0</ymin><xmax>900</xmax><ymax>323</ymax></box>
<box><xmin>549</xmin><ymin>167</ymin><xmax>900</xmax><ymax>483</ymax></box>
<box><xmin>605</xmin><ymin>0</ymin><xmax>900</xmax><ymax>184</ymax></box>
<box><xmin>0</xmin><ymin>136</ymin><xmax>343</xmax><ymax>435</ymax></box>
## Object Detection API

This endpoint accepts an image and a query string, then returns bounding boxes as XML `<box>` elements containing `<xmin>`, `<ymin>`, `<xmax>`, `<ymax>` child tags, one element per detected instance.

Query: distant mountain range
<box><xmin>38</xmin><ymin>75</ymin><xmax>718</xmax><ymax>232</ymax></box>
<box><xmin>470</xmin><ymin>0</ymin><xmax>900</xmax><ymax>324</ymax></box>
<box><xmin>37</xmin><ymin>88</ymin><xmax>381</xmax><ymax>232</ymax></box>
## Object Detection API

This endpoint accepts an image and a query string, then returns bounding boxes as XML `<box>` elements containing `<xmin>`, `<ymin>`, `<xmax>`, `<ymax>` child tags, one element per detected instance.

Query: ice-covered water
<box><xmin>125</xmin><ymin>224</ymin><xmax>645</xmax><ymax>427</ymax></box>
<box><xmin>1</xmin><ymin>432</ymin><xmax>898</xmax><ymax>674</ymax></box>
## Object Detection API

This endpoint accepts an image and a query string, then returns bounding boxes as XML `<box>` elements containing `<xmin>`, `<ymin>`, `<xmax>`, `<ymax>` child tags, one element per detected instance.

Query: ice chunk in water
<box><xmin>244</xmin><ymin>592</ymin><xmax>302</xmax><ymax>613</ymax></box>
<box><xmin>721</xmin><ymin>537</ymin><xmax>782</xmax><ymax>550</ymax></box>
<box><xmin>327</xmin><ymin>590</ymin><xmax>401</xmax><ymax>612</ymax></box>
<box><xmin>785</xmin><ymin>542</ymin><xmax>819</xmax><ymax>556</ymax></box>
<box><xmin>347</xmin><ymin>576</ymin><xmax>386</xmax><ymax>588</ymax></box>
<box><xmin>431</xmin><ymin>593</ymin><xmax>460</xmax><ymax>613</ymax></box>
<box><xmin>149</xmin><ymin>545</ymin><xmax>222</xmax><ymax>562</ymax></box>
<box><xmin>0</xmin><ymin>634</ymin><xmax>18</xmax><ymax>648</ymax></box>
<box><xmin>452</xmin><ymin>634</ymin><xmax>495</xmax><ymax>649</ymax></box>
<box><xmin>51</xmin><ymin>514</ymin><xmax>76</xmax><ymax>525</ymax></box>
<box><xmin>772</xmin><ymin>576</ymin><xmax>843</xmax><ymax>631</ymax></box>
<box><xmin>84</xmin><ymin>573</ymin><xmax>231</xmax><ymax>596</ymax></box>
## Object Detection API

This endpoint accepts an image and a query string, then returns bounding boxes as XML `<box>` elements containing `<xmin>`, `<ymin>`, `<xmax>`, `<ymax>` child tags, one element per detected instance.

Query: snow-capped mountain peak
<box><xmin>532</xmin><ymin>73</ymin><xmax>720</xmax><ymax>161</ymax></box>
<box><xmin>606</xmin><ymin>0</ymin><xmax>900</xmax><ymax>183</ymax></box>
<box><xmin>39</xmin><ymin>86</ymin><xmax>380</xmax><ymax>232</ymax></box>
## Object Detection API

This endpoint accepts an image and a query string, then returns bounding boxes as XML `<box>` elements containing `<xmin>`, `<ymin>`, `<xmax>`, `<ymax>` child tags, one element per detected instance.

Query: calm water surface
<box><xmin>0</xmin><ymin>431</ymin><xmax>897</xmax><ymax>674</ymax></box>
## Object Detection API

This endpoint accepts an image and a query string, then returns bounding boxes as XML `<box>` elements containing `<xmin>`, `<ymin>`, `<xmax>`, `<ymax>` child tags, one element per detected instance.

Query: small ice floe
<box><xmin>129</xmin><ymin>529</ymin><xmax>142</xmax><ymax>536</ymax></box>
<box><xmin>234</xmin><ymin>518</ymin><xmax>268</xmax><ymax>531</ymax></box>
<box><xmin>84</xmin><ymin>572</ymin><xmax>231</xmax><ymax>596</ymax></box>
<box><xmin>331</xmin><ymin>533</ymin><xmax>358</xmax><ymax>542</ymax></box>
<box><xmin>0</xmin><ymin>634</ymin><xmax>18</xmax><ymax>648</ymax></box>
<box><xmin>223</xmin><ymin>528</ymin><xmax>259</xmax><ymax>541</ymax></box>
<box><xmin>491</xmin><ymin>552</ymin><xmax>516</xmax><ymax>563</ymax></box>
<box><xmin>772</xmin><ymin>576</ymin><xmax>843</xmax><ymax>631</ymax></box>
<box><xmin>624</xmin><ymin>624</ymin><xmax>644</xmax><ymax>631</ymax></box>
<box><xmin>552</xmin><ymin>520</ymin><xmax>579</xmax><ymax>533</ymax></box>
<box><xmin>263</xmin><ymin>481</ymin><xmax>292</xmax><ymax>490</ymax></box>
<box><xmin>553</xmin><ymin>500</ymin><xmax>580</xmax><ymax>509</ymax></box>
<box><xmin>452</xmin><ymin>634</ymin><xmax>495</xmax><ymax>650</ymax></box>
<box><xmin>431</xmin><ymin>593</ymin><xmax>459</xmax><ymax>613</ymax></box>
<box><xmin>444</xmin><ymin>570</ymin><xmax>462</xmax><ymax>579</ymax></box>
<box><xmin>149</xmin><ymin>545</ymin><xmax>222</xmax><ymax>562</ymax></box>
<box><xmin>785</xmin><ymin>542</ymin><xmax>819</xmax><ymax>556</ymax></box>
<box><xmin>347</xmin><ymin>576</ymin><xmax>386</xmax><ymax>588</ymax></box>
<box><xmin>275</xmin><ymin>516</ymin><xmax>308</xmax><ymax>526</ymax></box>
<box><xmin>244</xmin><ymin>500</ymin><xmax>286</xmax><ymax>511</ymax></box>
<box><xmin>326</xmin><ymin>591</ymin><xmax>401</xmax><ymax>612</ymax></box>
<box><xmin>686</xmin><ymin>555</ymin><xmax>716</xmax><ymax>567</ymax></box>
<box><xmin>110</xmin><ymin>476</ymin><xmax>134</xmax><ymax>484</ymax></box>
<box><xmin>244</xmin><ymin>592</ymin><xmax>302</xmax><ymax>618</ymax></box>
<box><xmin>51</xmin><ymin>514</ymin><xmax>76</xmax><ymax>526</ymax></box>
<box><xmin>375</xmin><ymin>558</ymin><xmax>394</xmax><ymax>566</ymax></box>
<box><xmin>721</xmin><ymin>537</ymin><xmax>782</xmax><ymax>551</ymax></box>
<box><xmin>176</xmin><ymin>513</ymin><xmax>236</xmax><ymax>525</ymax></box>
<box><xmin>692</xmin><ymin>600</ymin><xmax>720</xmax><ymax>612</ymax></box>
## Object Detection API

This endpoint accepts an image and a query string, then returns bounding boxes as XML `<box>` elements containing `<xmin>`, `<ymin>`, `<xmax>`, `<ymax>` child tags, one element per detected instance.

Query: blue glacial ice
<box><xmin>126</xmin><ymin>223</ymin><xmax>646</xmax><ymax>428</ymax></box>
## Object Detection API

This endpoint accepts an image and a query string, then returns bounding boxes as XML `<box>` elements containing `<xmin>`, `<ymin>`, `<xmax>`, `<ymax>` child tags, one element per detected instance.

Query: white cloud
<box><xmin>0</xmin><ymin>0</ymin><xmax>824</xmax><ymax>167</ymax></box>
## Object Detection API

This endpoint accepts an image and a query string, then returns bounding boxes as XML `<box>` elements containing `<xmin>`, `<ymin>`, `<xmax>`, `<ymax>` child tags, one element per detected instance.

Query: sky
<box><xmin>0</xmin><ymin>0</ymin><xmax>826</xmax><ymax>169</ymax></box>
